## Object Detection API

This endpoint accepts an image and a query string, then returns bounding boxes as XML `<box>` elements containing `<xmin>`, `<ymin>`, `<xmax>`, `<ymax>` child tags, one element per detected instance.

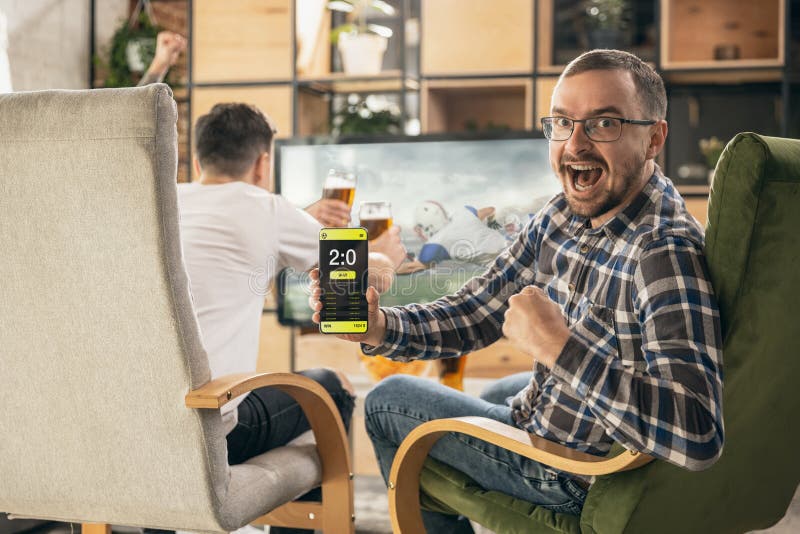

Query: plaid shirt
<box><xmin>364</xmin><ymin>169</ymin><xmax>724</xmax><ymax>470</ymax></box>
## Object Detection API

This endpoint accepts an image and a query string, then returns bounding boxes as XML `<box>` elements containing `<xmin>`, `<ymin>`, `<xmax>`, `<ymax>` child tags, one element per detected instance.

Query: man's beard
<box><xmin>564</xmin><ymin>154</ymin><xmax>645</xmax><ymax>220</ymax></box>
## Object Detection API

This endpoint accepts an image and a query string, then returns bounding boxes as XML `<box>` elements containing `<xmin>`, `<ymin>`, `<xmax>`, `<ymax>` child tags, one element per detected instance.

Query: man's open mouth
<box><xmin>567</xmin><ymin>164</ymin><xmax>604</xmax><ymax>192</ymax></box>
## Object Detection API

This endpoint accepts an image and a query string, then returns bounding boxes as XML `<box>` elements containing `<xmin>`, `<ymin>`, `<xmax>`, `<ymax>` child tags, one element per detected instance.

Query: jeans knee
<box><xmin>366</xmin><ymin>374</ymin><xmax>414</xmax><ymax>410</ymax></box>
<box><xmin>364</xmin><ymin>374</ymin><xmax>415</xmax><ymax>436</ymax></box>
<box><xmin>300</xmin><ymin>367</ymin><xmax>353</xmax><ymax>396</ymax></box>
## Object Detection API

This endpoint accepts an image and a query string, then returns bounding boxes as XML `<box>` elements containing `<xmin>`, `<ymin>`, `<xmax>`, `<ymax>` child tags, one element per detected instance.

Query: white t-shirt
<box><xmin>177</xmin><ymin>181</ymin><xmax>320</xmax><ymax>432</ymax></box>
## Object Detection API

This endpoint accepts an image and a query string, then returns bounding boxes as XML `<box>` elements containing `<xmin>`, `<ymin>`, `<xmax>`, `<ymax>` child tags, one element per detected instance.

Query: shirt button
<box><xmin>568</xmin><ymin>283</ymin><xmax>576</xmax><ymax>292</ymax></box>
<box><xmin>580</xmin><ymin>243</ymin><xmax>590</xmax><ymax>254</ymax></box>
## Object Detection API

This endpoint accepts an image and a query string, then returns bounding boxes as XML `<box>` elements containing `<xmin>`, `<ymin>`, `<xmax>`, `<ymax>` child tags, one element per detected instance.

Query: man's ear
<box><xmin>254</xmin><ymin>152</ymin><xmax>272</xmax><ymax>190</ymax></box>
<box><xmin>646</xmin><ymin>120</ymin><xmax>668</xmax><ymax>160</ymax></box>
<box><xmin>192</xmin><ymin>157</ymin><xmax>201</xmax><ymax>178</ymax></box>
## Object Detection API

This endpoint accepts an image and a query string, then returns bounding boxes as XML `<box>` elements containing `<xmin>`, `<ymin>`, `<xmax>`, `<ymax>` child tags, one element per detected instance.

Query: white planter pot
<box><xmin>126</xmin><ymin>37</ymin><xmax>155</xmax><ymax>73</ymax></box>
<box><xmin>337</xmin><ymin>33</ymin><xmax>387</xmax><ymax>76</ymax></box>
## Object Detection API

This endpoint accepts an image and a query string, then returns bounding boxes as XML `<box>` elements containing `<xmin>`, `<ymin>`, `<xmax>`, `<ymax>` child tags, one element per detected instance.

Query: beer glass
<box><xmin>322</xmin><ymin>169</ymin><xmax>357</xmax><ymax>208</ymax></box>
<box><xmin>359</xmin><ymin>201</ymin><xmax>393</xmax><ymax>240</ymax></box>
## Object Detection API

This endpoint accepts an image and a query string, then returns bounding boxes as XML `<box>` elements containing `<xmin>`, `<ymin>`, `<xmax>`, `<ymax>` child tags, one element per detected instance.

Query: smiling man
<box><xmin>310</xmin><ymin>49</ymin><xmax>724</xmax><ymax>533</ymax></box>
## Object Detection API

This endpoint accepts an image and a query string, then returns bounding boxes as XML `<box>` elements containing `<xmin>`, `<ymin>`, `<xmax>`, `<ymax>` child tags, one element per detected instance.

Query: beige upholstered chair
<box><xmin>0</xmin><ymin>85</ymin><xmax>353</xmax><ymax>533</ymax></box>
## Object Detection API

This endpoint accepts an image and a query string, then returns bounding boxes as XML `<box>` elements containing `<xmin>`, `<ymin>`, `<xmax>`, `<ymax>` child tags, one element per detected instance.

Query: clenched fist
<box><xmin>502</xmin><ymin>286</ymin><xmax>570</xmax><ymax>368</ymax></box>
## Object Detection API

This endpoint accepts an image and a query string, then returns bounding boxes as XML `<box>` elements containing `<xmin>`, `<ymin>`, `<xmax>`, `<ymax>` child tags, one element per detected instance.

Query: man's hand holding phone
<box><xmin>309</xmin><ymin>268</ymin><xmax>387</xmax><ymax>346</ymax></box>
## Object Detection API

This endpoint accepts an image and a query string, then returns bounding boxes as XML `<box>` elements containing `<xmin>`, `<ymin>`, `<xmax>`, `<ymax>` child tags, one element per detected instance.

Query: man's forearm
<box><xmin>137</xmin><ymin>65</ymin><xmax>167</xmax><ymax>86</ymax></box>
<box><xmin>363</xmin><ymin>227</ymin><xmax>535</xmax><ymax>360</ymax></box>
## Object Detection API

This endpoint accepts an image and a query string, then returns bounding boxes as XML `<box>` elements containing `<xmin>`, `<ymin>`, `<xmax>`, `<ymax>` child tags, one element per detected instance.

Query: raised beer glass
<box><xmin>358</xmin><ymin>201</ymin><xmax>393</xmax><ymax>240</ymax></box>
<box><xmin>322</xmin><ymin>169</ymin><xmax>357</xmax><ymax>208</ymax></box>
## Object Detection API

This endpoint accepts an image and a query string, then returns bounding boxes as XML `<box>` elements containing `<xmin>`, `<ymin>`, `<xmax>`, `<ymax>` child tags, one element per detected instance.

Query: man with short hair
<box><xmin>179</xmin><ymin>103</ymin><xmax>405</xmax><ymax>469</ymax></box>
<box><xmin>311</xmin><ymin>50</ymin><xmax>723</xmax><ymax>532</ymax></box>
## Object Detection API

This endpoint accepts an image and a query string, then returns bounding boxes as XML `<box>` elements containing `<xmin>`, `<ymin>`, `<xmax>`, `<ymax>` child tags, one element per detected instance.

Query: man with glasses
<box><xmin>310</xmin><ymin>49</ymin><xmax>723</xmax><ymax>532</ymax></box>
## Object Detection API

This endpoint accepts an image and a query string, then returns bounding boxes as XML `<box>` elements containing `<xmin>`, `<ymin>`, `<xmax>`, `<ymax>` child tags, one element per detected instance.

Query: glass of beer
<box><xmin>359</xmin><ymin>201</ymin><xmax>393</xmax><ymax>240</ymax></box>
<box><xmin>322</xmin><ymin>169</ymin><xmax>357</xmax><ymax>208</ymax></box>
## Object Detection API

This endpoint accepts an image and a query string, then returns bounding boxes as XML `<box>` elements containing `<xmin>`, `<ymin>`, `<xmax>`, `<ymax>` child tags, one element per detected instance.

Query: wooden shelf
<box><xmin>663</xmin><ymin>68</ymin><xmax>784</xmax><ymax>85</ymax></box>
<box><xmin>421</xmin><ymin>0</ymin><xmax>533</xmax><ymax>76</ymax></box>
<box><xmin>192</xmin><ymin>0</ymin><xmax>293</xmax><ymax>83</ymax></box>
<box><xmin>421</xmin><ymin>78</ymin><xmax>532</xmax><ymax>134</ymax></box>
<box><xmin>297</xmin><ymin>71</ymin><xmax>419</xmax><ymax>93</ymax></box>
<box><xmin>661</xmin><ymin>0</ymin><xmax>785</xmax><ymax>70</ymax></box>
<box><xmin>535</xmin><ymin>77</ymin><xmax>559</xmax><ymax>130</ymax></box>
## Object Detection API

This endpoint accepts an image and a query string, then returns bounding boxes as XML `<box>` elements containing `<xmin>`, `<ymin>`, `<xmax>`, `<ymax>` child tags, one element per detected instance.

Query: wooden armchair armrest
<box><xmin>186</xmin><ymin>372</ymin><xmax>354</xmax><ymax>533</ymax></box>
<box><xmin>389</xmin><ymin>416</ymin><xmax>653</xmax><ymax>533</ymax></box>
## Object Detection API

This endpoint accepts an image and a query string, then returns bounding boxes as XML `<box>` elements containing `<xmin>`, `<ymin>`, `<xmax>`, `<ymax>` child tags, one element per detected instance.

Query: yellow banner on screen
<box><xmin>319</xmin><ymin>228</ymin><xmax>368</xmax><ymax>241</ymax></box>
<box><xmin>330</xmin><ymin>270</ymin><xmax>356</xmax><ymax>280</ymax></box>
<box><xmin>320</xmin><ymin>321</ymin><xmax>368</xmax><ymax>334</ymax></box>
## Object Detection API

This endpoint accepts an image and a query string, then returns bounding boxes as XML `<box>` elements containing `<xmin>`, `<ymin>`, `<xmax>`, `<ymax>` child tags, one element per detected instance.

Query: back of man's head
<box><xmin>194</xmin><ymin>103</ymin><xmax>275</xmax><ymax>178</ymax></box>
<box><xmin>561</xmin><ymin>49</ymin><xmax>667</xmax><ymax>120</ymax></box>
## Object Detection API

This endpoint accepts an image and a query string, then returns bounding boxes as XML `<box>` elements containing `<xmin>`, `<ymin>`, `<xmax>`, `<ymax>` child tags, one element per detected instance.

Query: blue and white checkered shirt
<box><xmin>364</xmin><ymin>169</ymin><xmax>724</xmax><ymax>470</ymax></box>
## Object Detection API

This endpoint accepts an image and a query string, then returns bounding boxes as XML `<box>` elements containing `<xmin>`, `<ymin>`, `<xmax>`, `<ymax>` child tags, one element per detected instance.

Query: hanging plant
<box><xmin>96</xmin><ymin>1</ymin><xmax>160</xmax><ymax>88</ymax></box>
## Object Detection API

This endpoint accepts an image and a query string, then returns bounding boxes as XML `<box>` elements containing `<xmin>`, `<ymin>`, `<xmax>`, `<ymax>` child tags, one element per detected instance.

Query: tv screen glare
<box><xmin>275</xmin><ymin>134</ymin><xmax>560</xmax><ymax>326</ymax></box>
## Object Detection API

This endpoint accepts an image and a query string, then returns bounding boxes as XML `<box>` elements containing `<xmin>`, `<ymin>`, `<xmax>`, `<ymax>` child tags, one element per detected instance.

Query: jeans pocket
<box><xmin>560</xmin><ymin>477</ymin><xmax>589</xmax><ymax>505</ymax></box>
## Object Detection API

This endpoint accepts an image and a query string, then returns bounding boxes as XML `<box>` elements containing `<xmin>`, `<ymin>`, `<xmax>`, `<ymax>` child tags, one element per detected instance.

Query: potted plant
<box><xmin>328</xmin><ymin>0</ymin><xmax>395</xmax><ymax>75</ymax></box>
<box><xmin>699</xmin><ymin>136</ymin><xmax>725</xmax><ymax>183</ymax></box>
<box><xmin>331</xmin><ymin>93</ymin><xmax>402</xmax><ymax>136</ymax></box>
<box><xmin>583</xmin><ymin>0</ymin><xmax>631</xmax><ymax>49</ymax></box>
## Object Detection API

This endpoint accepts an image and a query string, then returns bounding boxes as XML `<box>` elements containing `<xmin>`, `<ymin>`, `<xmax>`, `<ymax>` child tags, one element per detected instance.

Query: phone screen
<box><xmin>319</xmin><ymin>227</ymin><xmax>369</xmax><ymax>334</ymax></box>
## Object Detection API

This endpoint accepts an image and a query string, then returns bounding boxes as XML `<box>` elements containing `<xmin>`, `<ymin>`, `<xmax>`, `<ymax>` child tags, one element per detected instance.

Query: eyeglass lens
<box><xmin>544</xmin><ymin>118</ymin><xmax>622</xmax><ymax>142</ymax></box>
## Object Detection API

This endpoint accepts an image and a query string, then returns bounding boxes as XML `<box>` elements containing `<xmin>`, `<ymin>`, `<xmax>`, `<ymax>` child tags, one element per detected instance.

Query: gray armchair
<box><xmin>0</xmin><ymin>85</ymin><xmax>353</xmax><ymax>533</ymax></box>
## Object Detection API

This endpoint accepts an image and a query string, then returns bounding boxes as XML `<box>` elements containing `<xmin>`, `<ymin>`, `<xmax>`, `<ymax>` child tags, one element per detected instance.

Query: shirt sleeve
<box><xmin>274</xmin><ymin>195</ymin><xmax>322</xmax><ymax>272</ymax></box>
<box><xmin>551</xmin><ymin>235</ymin><xmax>724</xmax><ymax>470</ymax></box>
<box><xmin>362</xmin><ymin>218</ymin><xmax>540</xmax><ymax>361</ymax></box>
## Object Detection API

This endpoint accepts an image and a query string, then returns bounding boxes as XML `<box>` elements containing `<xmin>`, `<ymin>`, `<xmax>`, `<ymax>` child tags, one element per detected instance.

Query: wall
<box><xmin>0</xmin><ymin>0</ymin><xmax>126</xmax><ymax>91</ymax></box>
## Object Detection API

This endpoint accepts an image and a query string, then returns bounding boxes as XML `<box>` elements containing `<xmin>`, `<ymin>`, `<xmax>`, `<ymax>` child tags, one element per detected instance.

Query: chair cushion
<box><xmin>222</xmin><ymin>431</ymin><xmax>322</xmax><ymax>526</ymax></box>
<box><xmin>420</xmin><ymin>458</ymin><xmax>580</xmax><ymax>534</ymax></box>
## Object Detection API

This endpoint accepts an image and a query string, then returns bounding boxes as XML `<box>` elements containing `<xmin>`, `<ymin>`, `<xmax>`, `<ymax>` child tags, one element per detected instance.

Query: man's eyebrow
<box><xmin>550</xmin><ymin>106</ymin><xmax>626</xmax><ymax>117</ymax></box>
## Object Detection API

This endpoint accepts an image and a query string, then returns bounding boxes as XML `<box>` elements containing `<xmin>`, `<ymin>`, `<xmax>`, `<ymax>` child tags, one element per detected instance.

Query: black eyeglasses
<box><xmin>541</xmin><ymin>116</ymin><xmax>656</xmax><ymax>142</ymax></box>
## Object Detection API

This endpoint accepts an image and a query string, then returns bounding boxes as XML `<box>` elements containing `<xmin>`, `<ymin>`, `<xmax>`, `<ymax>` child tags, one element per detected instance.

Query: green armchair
<box><xmin>388</xmin><ymin>133</ymin><xmax>800</xmax><ymax>533</ymax></box>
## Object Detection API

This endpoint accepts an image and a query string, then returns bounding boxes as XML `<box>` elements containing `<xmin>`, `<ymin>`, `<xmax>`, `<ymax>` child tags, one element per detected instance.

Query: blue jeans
<box><xmin>227</xmin><ymin>368</ymin><xmax>356</xmax><ymax>534</ymax></box>
<box><xmin>227</xmin><ymin>368</ymin><xmax>355</xmax><ymax>464</ymax></box>
<box><xmin>479</xmin><ymin>370</ymin><xmax>535</xmax><ymax>405</ymax></box>
<box><xmin>365</xmin><ymin>373</ymin><xmax>587</xmax><ymax>533</ymax></box>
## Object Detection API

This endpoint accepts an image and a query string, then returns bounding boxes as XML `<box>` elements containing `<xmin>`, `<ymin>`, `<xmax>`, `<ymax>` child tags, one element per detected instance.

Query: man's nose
<box><xmin>564</xmin><ymin>122</ymin><xmax>593</xmax><ymax>154</ymax></box>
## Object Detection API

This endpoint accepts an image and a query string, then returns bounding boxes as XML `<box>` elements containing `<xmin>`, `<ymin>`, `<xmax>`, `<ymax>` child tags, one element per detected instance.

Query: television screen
<box><xmin>275</xmin><ymin>133</ymin><xmax>560</xmax><ymax>326</ymax></box>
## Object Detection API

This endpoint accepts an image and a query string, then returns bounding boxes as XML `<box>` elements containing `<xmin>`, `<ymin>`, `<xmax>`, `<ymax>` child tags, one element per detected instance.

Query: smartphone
<box><xmin>319</xmin><ymin>227</ymin><xmax>368</xmax><ymax>334</ymax></box>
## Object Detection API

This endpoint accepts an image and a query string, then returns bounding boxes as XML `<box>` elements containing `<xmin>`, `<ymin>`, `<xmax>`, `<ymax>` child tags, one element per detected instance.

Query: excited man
<box><xmin>311</xmin><ymin>49</ymin><xmax>723</xmax><ymax>532</ymax></box>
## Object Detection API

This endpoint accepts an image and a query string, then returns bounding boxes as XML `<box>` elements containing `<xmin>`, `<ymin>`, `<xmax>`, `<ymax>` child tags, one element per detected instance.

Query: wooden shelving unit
<box><xmin>192</xmin><ymin>0</ymin><xmax>293</xmax><ymax>83</ymax></box>
<box><xmin>421</xmin><ymin>78</ymin><xmax>533</xmax><ymax>133</ymax></box>
<box><xmin>420</xmin><ymin>0</ymin><xmax>533</xmax><ymax>76</ymax></box>
<box><xmin>661</xmin><ymin>0</ymin><xmax>785</xmax><ymax>71</ymax></box>
<box><xmin>91</xmin><ymin>0</ymin><xmax>796</xmax><ymax>190</ymax></box>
